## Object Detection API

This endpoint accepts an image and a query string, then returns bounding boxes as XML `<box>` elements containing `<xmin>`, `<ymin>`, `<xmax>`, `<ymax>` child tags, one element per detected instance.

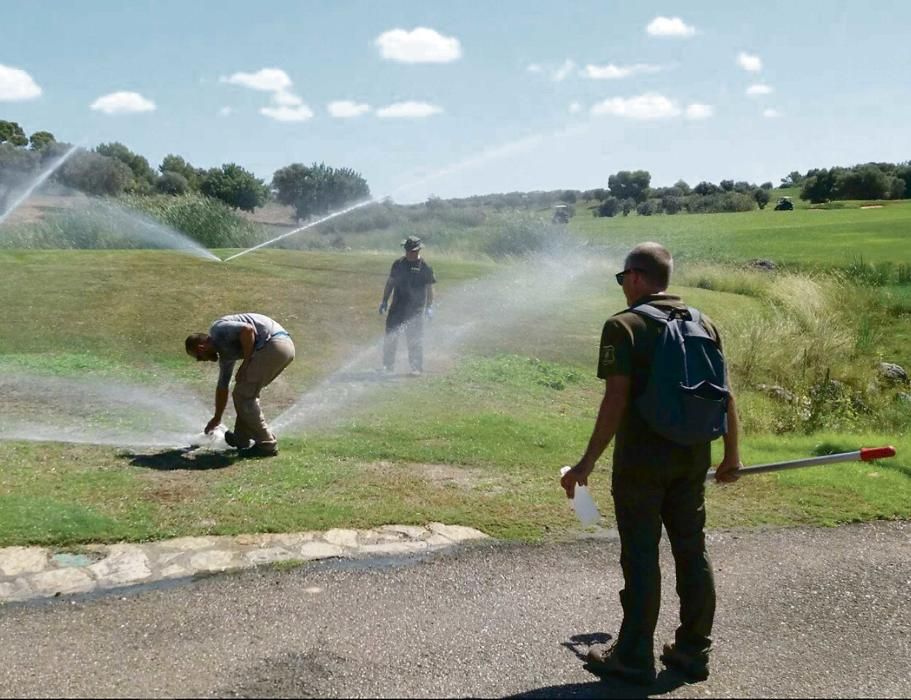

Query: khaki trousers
<box><xmin>232</xmin><ymin>337</ymin><xmax>295</xmax><ymax>448</ymax></box>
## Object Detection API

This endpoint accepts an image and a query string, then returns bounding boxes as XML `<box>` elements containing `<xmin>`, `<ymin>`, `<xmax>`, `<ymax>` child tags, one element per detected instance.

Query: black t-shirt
<box><xmin>597</xmin><ymin>294</ymin><xmax>722</xmax><ymax>470</ymax></box>
<box><xmin>388</xmin><ymin>257</ymin><xmax>435</xmax><ymax>314</ymax></box>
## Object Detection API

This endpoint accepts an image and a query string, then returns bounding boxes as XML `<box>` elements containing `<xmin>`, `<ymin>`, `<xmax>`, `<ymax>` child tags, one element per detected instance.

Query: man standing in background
<box><xmin>379</xmin><ymin>236</ymin><xmax>435</xmax><ymax>376</ymax></box>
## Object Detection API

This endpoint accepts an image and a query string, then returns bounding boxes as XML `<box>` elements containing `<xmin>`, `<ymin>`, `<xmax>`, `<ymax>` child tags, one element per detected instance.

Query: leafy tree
<box><xmin>157</xmin><ymin>171</ymin><xmax>190</xmax><ymax>195</ymax></box>
<box><xmin>583</xmin><ymin>188</ymin><xmax>608</xmax><ymax>201</ymax></box>
<box><xmin>0</xmin><ymin>120</ymin><xmax>28</xmax><ymax>147</ymax></box>
<box><xmin>200</xmin><ymin>163</ymin><xmax>269</xmax><ymax>212</ymax></box>
<box><xmin>608</xmin><ymin>170</ymin><xmax>651</xmax><ymax>203</ymax></box>
<box><xmin>673</xmin><ymin>180</ymin><xmax>691</xmax><ymax>195</ymax></box>
<box><xmin>621</xmin><ymin>198</ymin><xmax>635</xmax><ymax>216</ymax></box>
<box><xmin>761</xmin><ymin>181</ymin><xmax>774</xmax><ymax>190</ymax></box>
<box><xmin>559</xmin><ymin>190</ymin><xmax>578</xmax><ymax>204</ymax></box>
<box><xmin>28</xmin><ymin>131</ymin><xmax>55</xmax><ymax>152</ymax></box>
<box><xmin>597</xmin><ymin>196</ymin><xmax>620</xmax><ymax>217</ymax></box>
<box><xmin>719</xmin><ymin>179</ymin><xmax>735</xmax><ymax>192</ymax></box>
<box><xmin>780</xmin><ymin>170</ymin><xmax>805</xmax><ymax>188</ymax></box>
<box><xmin>57</xmin><ymin>150</ymin><xmax>133</xmax><ymax>196</ymax></box>
<box><xmin>693</xmin><ymin>181</ymin><xmax>718</xmax><ymax>196</ymax></box>
<box><xmin>95</xmin><ymin>142</ymin><xmax>156</xmax><ymax>192</ymax></box>
<box><xmin>662</xmin><ymin>195</ymin><xmax>684</xmax><ymax>214</ymax></box>
<box><xmin>835</xmin><ymin>165</ymin><xmax>890</xmax><ymax>200</ymax></box>
<box><xmin>272</xmin><ymin>162</ymin><xmax>370</xmax><ymax>221</ymax></box>
<box><xmin>754</xmin><ymin>188</ymin><xmax>771</xmax><ymax>209</ymax></box>
<box><xmin>636</xmin><ymin>200</ymin><xmax>658</xmax><ymax>216</ymax></box>
<box><xmin>159</xmin><ymin>154</ymin><xmax>202</xmax><ymax>190</ymax></box>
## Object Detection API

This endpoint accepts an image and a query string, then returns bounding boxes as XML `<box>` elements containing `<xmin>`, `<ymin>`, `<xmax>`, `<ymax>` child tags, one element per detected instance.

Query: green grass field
<box><xmin>570</xmin><ymin>198</ymin><xmax>911</xmax><ymax>266</ymax></box>
<box><xmin>1</xmin><ymin>199</ymin><xmax>911</xmax><ymax>547</ymax></box>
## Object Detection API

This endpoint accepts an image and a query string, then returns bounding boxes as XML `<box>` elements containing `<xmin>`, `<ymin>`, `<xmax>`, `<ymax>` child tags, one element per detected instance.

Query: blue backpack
<box><xmin>630</xmin><ymin>304</ymin><xmax>729</xmax><ymax>446</ymax></box>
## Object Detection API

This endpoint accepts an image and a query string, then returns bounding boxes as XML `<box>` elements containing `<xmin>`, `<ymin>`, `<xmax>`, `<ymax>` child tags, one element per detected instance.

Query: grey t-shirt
<box><xmin>209</xmin><ymin>313</ymin><xmax>287</xmax><ymax>389</ymax></box>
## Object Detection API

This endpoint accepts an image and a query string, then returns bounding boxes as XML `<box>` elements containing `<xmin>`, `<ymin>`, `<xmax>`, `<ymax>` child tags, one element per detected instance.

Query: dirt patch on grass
<box><xmin>364</xmin><ymin>460</ymin><xmax>494</xmax><ymax>491</ymax></box>
<box><xmin>140</xmin><ymin>471</ymin><xmax>207</xmax><ymax>504</ymax></box>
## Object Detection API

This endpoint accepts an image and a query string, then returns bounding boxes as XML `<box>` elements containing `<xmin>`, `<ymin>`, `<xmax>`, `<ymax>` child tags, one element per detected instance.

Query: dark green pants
<box><xmin>611</xmin><ymin>459</ymin><xmax>716</xmax><ymax>665</ymax></box>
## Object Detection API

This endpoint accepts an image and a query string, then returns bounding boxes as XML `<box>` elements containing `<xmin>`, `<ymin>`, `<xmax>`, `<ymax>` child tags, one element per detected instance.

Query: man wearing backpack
<box><xmin>561</xmin><ymin>242</ymin><xmax>742</xmax><ymax>684</ymax></box>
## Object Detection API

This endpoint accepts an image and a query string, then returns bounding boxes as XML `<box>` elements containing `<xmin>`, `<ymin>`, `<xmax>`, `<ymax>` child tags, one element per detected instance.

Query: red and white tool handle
<box><xmin>707</xmin><ymin>446</ymin><xmax>896</xmax><ymax>481</ymax></box>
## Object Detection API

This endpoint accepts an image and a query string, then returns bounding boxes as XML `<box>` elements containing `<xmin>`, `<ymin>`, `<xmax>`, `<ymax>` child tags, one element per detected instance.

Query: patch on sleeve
<box><xmin>601</xmin><ymin>344</ymin><xmax>615</xmax><ymax>366</ymax></box>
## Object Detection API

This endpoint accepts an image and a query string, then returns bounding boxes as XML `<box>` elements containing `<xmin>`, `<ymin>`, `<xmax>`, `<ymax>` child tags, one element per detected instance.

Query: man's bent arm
<box><xmin>425</xmin><ymin>284</ymin><xmax>434</xmax><ymax>309</ymax></box>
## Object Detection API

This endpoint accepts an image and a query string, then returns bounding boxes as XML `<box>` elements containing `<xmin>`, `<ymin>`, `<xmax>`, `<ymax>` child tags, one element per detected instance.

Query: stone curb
<box><xmin>0</xmin><ymin>523</ymin><xmax>489</xmax><ymax>604</ymax></box>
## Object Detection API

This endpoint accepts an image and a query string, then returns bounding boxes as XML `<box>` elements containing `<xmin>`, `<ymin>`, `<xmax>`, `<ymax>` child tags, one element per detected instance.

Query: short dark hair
<box><xmin>625</xmin><ymin>242</ymin><xmax>673</xmax><ymax>289</ymax></box>
<box><xmin>185</xmin><ymin>333</ymin><xmax>209</xmax><ymax>356</ymax></box>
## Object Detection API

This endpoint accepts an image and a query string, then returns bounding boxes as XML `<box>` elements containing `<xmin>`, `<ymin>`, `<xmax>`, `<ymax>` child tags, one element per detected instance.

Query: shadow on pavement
<box><xmin>124</xmin><ymin>448</ymin><xmax>239</xmax><ymax>471</ymax></box>
<box><xmin>505</xmin><ymin>669</ymin><xmax>687</xmax><ymax>699</ymax></box>
<box><xmin>504</xmin><ymin>632</ymin><xmax>688</xmax><ymax>699</ymax></box>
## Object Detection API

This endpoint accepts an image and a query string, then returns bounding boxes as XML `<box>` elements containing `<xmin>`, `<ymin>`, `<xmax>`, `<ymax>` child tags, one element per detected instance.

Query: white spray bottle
<box><xmin>560</xmin><ymin>466</ymin><xmax>601</xmax><ymax>525</ymax></box>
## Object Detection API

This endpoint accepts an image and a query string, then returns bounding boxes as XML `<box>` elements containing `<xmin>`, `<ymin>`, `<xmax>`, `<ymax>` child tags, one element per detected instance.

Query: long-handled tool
<box><xmin>707</xmin><ymin>446</ymin><xmax>896</xmax><ymax>481</ymax></box>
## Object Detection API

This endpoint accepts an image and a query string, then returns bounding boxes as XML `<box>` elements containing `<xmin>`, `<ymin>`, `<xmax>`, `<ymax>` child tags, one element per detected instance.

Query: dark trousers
<box><xmin>384</xmin><ymin>311</ymin><xmax>424</xmax><ymax>371</ymax></box>
<box><xmin>611</xmin><ymin>459</ymin><xmax>716</xmax><ymax>665</ymax></box>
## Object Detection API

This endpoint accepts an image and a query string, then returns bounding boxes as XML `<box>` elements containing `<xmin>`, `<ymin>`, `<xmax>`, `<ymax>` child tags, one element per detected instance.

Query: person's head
<box><xmin>616</xmin><ymin>242</ymin><xmax>673</xmax><ymax>305</ymax></box>
<box><xmin>402</xmin><ymin>236</ymin><xmax>422</xmax><ymax>261</ymax></box>
<box><xmin>185</xmin><ymin>333</ymin><xmax>218</xmax><ymax>362</ymax></box>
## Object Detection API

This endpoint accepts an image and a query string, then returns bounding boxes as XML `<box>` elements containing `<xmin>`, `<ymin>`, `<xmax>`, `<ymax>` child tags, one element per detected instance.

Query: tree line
<box><xmin>787</xmin><ymin>163</ymin><xmax>911</xmax><ymax>204</ymax></box>
<box><xmin>0</xmin><ymin>119</ymin><xmax>369</xmax><ymax>221</ymax></box>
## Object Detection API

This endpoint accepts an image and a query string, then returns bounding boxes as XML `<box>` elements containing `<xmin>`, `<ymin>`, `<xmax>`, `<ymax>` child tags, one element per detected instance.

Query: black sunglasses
<box><xmin>615</xmin><ymin>268</ymin><xmax>644</xmax><ymax>285</ymax></box>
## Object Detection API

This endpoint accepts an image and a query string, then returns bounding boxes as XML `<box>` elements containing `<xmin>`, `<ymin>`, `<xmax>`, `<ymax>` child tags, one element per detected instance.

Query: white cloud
<box><xmin>552</xmin><ymin>59</ymin><xmax>576</xmax><ymax>82</ymax></box>
<box><xmin>90</xmin><ymin>91</ymin><xmax>156</xmax><ymax>115</ymax></box>
<box><xmin>220</xmin><ymin>68</ymin><xmax>292</xmax><ymax>93</ymax></box>
<box><xmin>746</xmin><ymin>83</ymin><xmax>774</xmax><ymax>97</ymax></box>
<box><xmin>583</xmin><ymin>63</ymin><xmax>663</xmax><ymax>80</ymax></box>
<box><xmin>0</xmin><ymin>64</ymin><xmax>42</xmax><ymax>101</ymax></box>
<box><xmin>328</xmin><ymin>100</ymin><xmax>371</xmax><ymax>118</ymax></box>
<box><xmin>737</xmin><ymin>52</ymin><xmax>762</xmax><ymax>72</ymax></box>
<box><xmin>376</xmin><ymin>101</ymin><xmax>443</xmax><ymax>118</ymax></box>
<box><xmin>591</xmin><ymin>93</ymin><xmax>680</xmax><ymax>120</ymax></box>
<box><xmin>218</xmin><ymin>106</ymin><xmax>233</xmax><ymax>117</ymax></box>
<box><xmin>260</xmin><ymin>105</ymin><xmax>314</xmax><ymax>122</ymax></box>
<box><xmin>646</xmin><ymin>17</ymin><xmax>695</xmax><ymax>37</ymax></box>
<box><xmin>763</xmin><ymin>108</ymin><xmax>782</xmax><ymax>118</ymax></box>
<box><xmin>375</xmin><ymin>27</ymin><xmax>462</xmax><ymax>63</ymax></box>
<box><xmin>272</xmin><ymin>90</ymin><xmax>303</xmax><ymax>106</ymax></box>
<box><xmin>568</xmin><ymin>101</ymin><xmax>583</xmax><ymax>114</ymax></box>
<box><xmin>685</xmin><ymin>103</ymin><xmax>714</xmax><ymax>120</ymax></box>
<box><xmin>526</xmin><ymin>63</ymin><xmax>543</xmax><ymax>74</ymax></box>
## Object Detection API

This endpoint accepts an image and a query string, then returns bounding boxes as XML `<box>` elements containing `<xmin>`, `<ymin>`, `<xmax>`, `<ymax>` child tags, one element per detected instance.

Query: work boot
<box><xmin>241</xmin><ymin>443</ymin><xmax>279</xmax><ymax>458</ymax></box>
<box><xmin>409</xmin><ymin>368</ymin><xmax>422</xmax><ymax>377</ymax></box>
<box><xmin>660</xmin><ymin>643</ymin><xmax>710</xmax><ymax>681</ymax></box>
<box><xmin>224</xmin><ymin>431</ymin><xmax>252</xmax><ymax>450</ymax></box>
<box><xmin>585</xmin><ymin>643</ymin><xmax>656</xmax><ymax>685</ymax></box>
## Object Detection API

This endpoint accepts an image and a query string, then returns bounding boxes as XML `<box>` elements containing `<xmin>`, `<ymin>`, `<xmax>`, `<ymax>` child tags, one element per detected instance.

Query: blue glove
<box><xmin>379</xmin><ymin>301</ymin><xmax>388</xmax><ymax>315</ymax></box>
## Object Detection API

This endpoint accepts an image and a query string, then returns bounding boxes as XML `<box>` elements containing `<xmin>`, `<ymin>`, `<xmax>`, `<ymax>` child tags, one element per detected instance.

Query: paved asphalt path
<box><xmin>1</xmin><ymin>521</ymin><xmax>908</xmax><ymax>698</ymax></box>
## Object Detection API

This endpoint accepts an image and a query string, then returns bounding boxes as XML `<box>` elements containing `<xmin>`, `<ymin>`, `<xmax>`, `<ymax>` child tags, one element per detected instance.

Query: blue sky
<box><xmin>2</xmin><ymin>1</ymin><xmax>909</xmax><ymax>201</ymax></box>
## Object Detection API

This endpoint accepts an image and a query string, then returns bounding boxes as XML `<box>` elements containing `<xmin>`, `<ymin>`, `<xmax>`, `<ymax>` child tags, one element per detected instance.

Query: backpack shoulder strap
<box><xmin>628</xmin><ymin>303</ymin><xmax>671</xmax><ymax>324</ymax></box>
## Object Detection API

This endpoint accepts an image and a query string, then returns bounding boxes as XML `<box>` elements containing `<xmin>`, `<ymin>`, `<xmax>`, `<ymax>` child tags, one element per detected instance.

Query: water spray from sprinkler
<box><xmin>0</xmin><ymin>144</ymin><xmax>80</xmax><ymax>226</ymax></box>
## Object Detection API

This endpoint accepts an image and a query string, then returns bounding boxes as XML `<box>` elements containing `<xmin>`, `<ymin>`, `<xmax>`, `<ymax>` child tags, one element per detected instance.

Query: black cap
<box><xmin>402</xmin><ymin>236</ymin><xmax>422</xmax><ymax>251</ymax></box>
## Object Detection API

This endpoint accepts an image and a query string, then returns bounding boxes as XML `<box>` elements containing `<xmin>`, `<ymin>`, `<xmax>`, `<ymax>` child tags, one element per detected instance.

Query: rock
<box><xmin>28</xmin><ymin>568</ymin><xmax>94</xmax><ymax>598</ymax></box>
<box><xmin>88</xmin><ymin>547</ymin><xmax>152</xmax><ymax>587</ymax></box>
<box><xmin>747</xmin><ymin>259</ymin><xmax>777</xmax><ymax>272</ymax></box>
<box><xmin>878</xmin><ymin>362</ymin><xmax>909</xmax><ymax>385</ymax></box>
<box><xmin>0</xmin><ymin>547</ymin><xmax>48</xmax><ymax>577</ymax></box>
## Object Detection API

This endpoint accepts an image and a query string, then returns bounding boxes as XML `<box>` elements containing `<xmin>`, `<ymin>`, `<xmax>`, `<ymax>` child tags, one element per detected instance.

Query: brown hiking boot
<box><xmin>660</xmin><ymin>643</ymin><xmax>710</xmax><ymax>681</ymax></box>
<box><xmin>585</xmin><ymin>644</ymin><xmax>656</xmax><ymax>685</ymax></box>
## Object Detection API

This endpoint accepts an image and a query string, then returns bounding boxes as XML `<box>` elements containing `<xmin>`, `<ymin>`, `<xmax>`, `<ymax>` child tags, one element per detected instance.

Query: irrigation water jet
<box><xmin>271</xmin><ymin>248</ymin><xmax>614</xmax><ymax>433</ymax></box>
<box><xmin>0</xmin><ymin>144</ymin><xmax>80</xmax><ymax>226</ymax></box>
<box><xmin>222</xmin><ymin>198</ymin><xmax>377</xmax><ymax>262</ymax></box>
<box><xmin>0</xmin><ymin>370</ymin><xmax>213</xmax><ymax>448</ymax></box>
